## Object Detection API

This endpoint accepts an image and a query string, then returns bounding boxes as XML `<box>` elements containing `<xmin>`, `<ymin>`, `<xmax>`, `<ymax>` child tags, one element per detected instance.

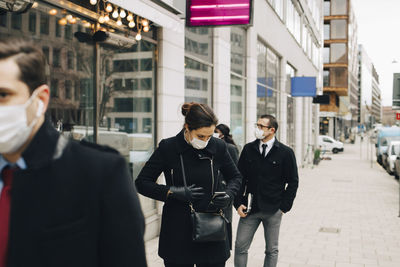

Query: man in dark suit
<box><xmin>234</xmin><ymin>115</ymin><xmax>299</xmax><ymax>267</ymax></box>
<box><xmin>0</xmin><ymin>39</ymin><xmax>147</xmax><ymax>267</ymax></box>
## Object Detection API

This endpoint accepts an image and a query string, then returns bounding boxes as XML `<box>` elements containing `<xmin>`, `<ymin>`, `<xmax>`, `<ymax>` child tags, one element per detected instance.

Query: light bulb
<box><xmin>143</xmin><ymin>26</ymin><xmax>149</xmax><ymax>32</ymax></box>
<box><xmin>49</xmin><ymin>9</ymin><xmax>57</xmax><ymax>15</ymax></box>
<box><xmin>116</xmin><ymin>18</ymin><xmax>122</xmax><ymax>26</ymax></box>
<box><xmin>112</xmin><ymin>9</ymin><xmax>119</xmax><ymax>18</ymax></box>
<box><xmin>69</xmin><ymin>17</ymin><xmax>77</xmax><ymax>24</ymax></box>
<box><xmin>119</xmin><ymin>9</ymin><xmax>126</xmax><ymax>18</ymax></box>
<box><xmin>142</xmin><ymin>19</ymin><xmax>148</xmax><ymax>27</ymax></box>
<box><xmin>98</xmin><ymin>15</ymin><xmax>105</xmax><ymax>24</ymax></box>
<box><xmin>128</xmin><ymin>21</ymin><xmax>135</xmax><ymax>28</ymax></box>
<box><xmin>127</xmin><ymin>13</ymin><xmax>133</xmax><ymax>21</ymax></box>
<box><xmin>32</xmin><ymin>2</ymin><xmax>38</xmax><ymax>8</ymax></box>
<box><xmin>105</xmin><ymin>3</ymin><xmax>113</xmax><ymax>13</ymax></box>
<box><xmin>135</xmin><ymin>33</ymin><xmax>142</xmax><ymax>41</ymax></box>
<box><xmin>104</xmin><ymin>14</ymin><xmax>110</xmax><ymax>22</ymax></box>
<box><xmin>90</xmin><ymin>0</ymin><xmax>97</xmax><ymax>5</ymax></box>
<box><xmin>66</xmin><ymin>14</ymin><xmax>73</xmax><ymax>21</ymax></box>
<box><xmin>58</xmin><ymin>18</ymin><xmax>67</xmax><ymax>26</ymax></box>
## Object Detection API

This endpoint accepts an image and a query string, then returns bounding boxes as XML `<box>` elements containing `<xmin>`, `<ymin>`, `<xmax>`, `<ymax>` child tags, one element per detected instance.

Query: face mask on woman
<box><xmin>190</xmin><ymin>137</ymin><xmax>209</xmax><ymax>150</ymax></box>
<box><xmin>213</xmin><ymin>133</ymin><xmax>220</xmax><ymax>139</ymax></box>
<box><xmin>0</xmin><ymin>91</ymin><xmax>44</xmax><ymax>154</ymax></box>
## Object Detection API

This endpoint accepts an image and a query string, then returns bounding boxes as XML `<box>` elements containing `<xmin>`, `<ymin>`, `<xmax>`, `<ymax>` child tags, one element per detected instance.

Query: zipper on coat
<box><xmin>199</xmin><ymin>156</ymin><xmax>215</xmax><ymax>195</ymax></box>
<box><xmin>171</xmin><ymin>169</ymin><xmax>175</xmax><ymax>186</ymax></box>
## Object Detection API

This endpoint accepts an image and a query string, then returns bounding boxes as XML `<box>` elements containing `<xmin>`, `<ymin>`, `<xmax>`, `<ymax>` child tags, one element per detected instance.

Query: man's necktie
<box><xmin>262</xmin><ymin>144</ymin><xmax>268</xmax><ymax>157</ymax></box>
<box><xmin>0</xmin><ymin>166</ymin><xmax>15</xmax><ymax>267</ymax></box>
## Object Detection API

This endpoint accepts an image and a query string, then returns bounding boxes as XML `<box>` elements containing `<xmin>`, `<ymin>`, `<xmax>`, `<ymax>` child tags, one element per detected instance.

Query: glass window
<box><xmin>11</xmin><ymin>13</ymin><xmax>22</xmax><ymax>30</ymax></box>
<box><xmin>40</xmin><ymin>13</ymin><xmax>49</xmax><ymax>35</ymax></box>
<box><xmin>257</xmin><ymin>41</ymin><xmax>279</xmax><ymax>118</ymax></box>
<box><xmin>55</xmin><ymin>19</ymin><xmax>61</xmax><ymax>37</ymax></box>
<box><xmin>286</xmin><ymin>64</ymin><xmax>295</xmax><ymax>148</ymax></box>
<box><xmin>331</xmin><ymin>19</ymin><xmax>346</xmax><ymax>39</ymax></box>
<box><xmin>65</xmin><ymin>80</ymin><xmax>72</xmax><ymax>99</ymax></box>
<box><xmin>29</xmin><ymin>13</ymin><xmax>37</xmax><ymax>33</ymax></box>
<box><xmin>324</xmin><ymin>23</ymin><xmax>330</xmax><ymax>40</ymax></box>
<box><xmin>0</xmin><ymin>13</ymin><xmax>7</xmax><ymax>27</ymax></box>
<box><xmin>140</xmin><ymin>58</ymin><xmax>152</xmax><ymax>71</ymax></box>
<box><xmin>142</xmin><ymin>118</ymin><xmax>152</xmax><ymax>133</ymax></box>
<box><xmin>323</xmin><ymin>47</ymin><xmax>330</xmax><ymax>64</ymax></box>
<box><xmin>67</xmin><ymin>51</ymin><xmax>74</xmax><ymax>70</ymax></box>
<box><xmin>323</xmin><ymin>70</ymin><xmax>330</xmax><ymax>86</ymax></box>
<box><xmin>113</xmin><ymin>59</ymin><xmax>138</xmax><ymax>72</ymax></box>
<box><xmin>51</xmin><ymin>79</ymin><xmax>59</xmax><ymax>98</ymax></box>
<box><xmin>330</xmin><ymin>43</ymin><xmax>347</xmax><ymax>63</ymax></box>
<box><xmin>53</xmin><ymin>48</ymin><xmax>61</xmax><ymax>67</ymax></box>
<box><xmin>324</xmin><ymin>1</ymin><xmax>330</xmax><ymax>16</ymax></box>
<box><xmin>185</xmin><ymin>27</ymin><xmax>213</xmax><ymax>106</ymax></box>
<box><xmin>330</xmin><ymin>67</ymin><xmax>348</xmax><ymax>87</ymax></box>
<box><xmin>42</xmin><ymin>46</ymin><xmax>49</xmax><ymax>63</ymax></box>
<box><xmin>140</xmin><ymin>78</ymin><xmax>152</xmax><ymax>90</ymax></box>
<box><xmin>65</xmin><ymin>24</ymin><xmax>72</xmax><ymax>40</ymax></box>
<box><xmin>286</xmin><ymin>0</ymin><xmax>294</xmax><ymax>35</ymax></box>
<box><xmin>294</xmin><ymin>9</ymin><xmax>301</xmax><ymax>43</ymax></box>
<box><xmin>331</xmin><ymin>0</ymin><xmax>347</xmax><ymax>15</ymax></box>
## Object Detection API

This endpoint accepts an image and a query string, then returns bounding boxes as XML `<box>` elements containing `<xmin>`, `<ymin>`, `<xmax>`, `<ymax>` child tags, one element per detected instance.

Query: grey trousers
<box><xmin>234</xmin><ymin>210</ymin><xmax>283</xmax><ymax>267</ymax></box>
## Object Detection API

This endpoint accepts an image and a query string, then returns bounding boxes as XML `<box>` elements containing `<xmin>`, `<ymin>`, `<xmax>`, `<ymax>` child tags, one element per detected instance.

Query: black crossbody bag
<box><xmin>179</xmin><ymin>155</ymin><xmax>228</xmax><ymax>242</ymax></box>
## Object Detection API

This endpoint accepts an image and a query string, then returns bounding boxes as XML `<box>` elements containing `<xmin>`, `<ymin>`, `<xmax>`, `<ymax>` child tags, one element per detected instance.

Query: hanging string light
<box><xmin>90</xmin><ymin>0</ymin><xmax>97</xmax><ymax>5</ymax></box>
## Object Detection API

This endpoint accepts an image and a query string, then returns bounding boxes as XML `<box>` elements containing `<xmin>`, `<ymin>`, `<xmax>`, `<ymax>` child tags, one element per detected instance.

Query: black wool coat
<box><xmin>234</xmin><ymin>139</ymin><xmax>299</xmax><ymax>213</ymax></box>
<box><xmin>6</xmin><ymin>120</ymin><xmax>147</xmax><ymax>267</ymax></box>
<box><xmin>135</xmin><ymin>130</ymin><xmax>242</xmax><ymax>264</ymax></box>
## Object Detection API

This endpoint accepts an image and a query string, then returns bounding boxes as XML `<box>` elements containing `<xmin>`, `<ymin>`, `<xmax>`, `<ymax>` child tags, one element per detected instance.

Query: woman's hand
<box><xmin>168</xmin><ymin>184</ymin><xmax>205</xmax><ymax>202</ymax></box>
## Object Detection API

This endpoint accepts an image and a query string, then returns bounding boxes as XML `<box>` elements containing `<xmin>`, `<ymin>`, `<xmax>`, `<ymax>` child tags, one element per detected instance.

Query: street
<box><xmin>145</xmin><ymin>137</ymin><xmax>400</xmax><ymax>267</ymax></box>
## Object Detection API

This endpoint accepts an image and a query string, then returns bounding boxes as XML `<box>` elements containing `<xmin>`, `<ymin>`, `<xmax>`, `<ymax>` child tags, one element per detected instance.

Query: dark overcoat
<box><xmin>234</xmin><ymin>139</ymin><xmax>299</xmax><ymax>213</ymax></box>
<box><xmin>6</xmin><ymin>120</ymin><xmax>147</xmax><ymax>267</ymax></box>
<box><xmin>135</xmin><ymin>130</ymin><xmax>242</xmax><ymax>264</ymax></box>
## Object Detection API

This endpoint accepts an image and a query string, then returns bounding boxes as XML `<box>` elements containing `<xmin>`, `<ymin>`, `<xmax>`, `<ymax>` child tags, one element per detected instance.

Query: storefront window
<box><xmin>257</xmin><ymin>41</ymin><xmax>279</xmax><ymax>118</ymax></box>
<box><xmin>230</xmin><ymin>27</ymin><xmax>246</xmax><ymax>149</ymax></box>
<box><xmin>40</xmin><ymin>13</ymin><xmax>49</xmax><ymax>35</ymax></box>
<box><xmin>0</xmin><ymin>13</ymin><xmax>7</xmax><ymax>27</ymax></box>
<box><xmin>286</xmin><ymin>64</ymin><xmax>295</xmax><ymax>149</ymax></box>
<box><xmin>29</xmin><ymin>12</ymin><xmax>37</xmax><ymax>33</ymax></box>
<box><xmin>185</xmin><ymin>27</ymin><xmax>213</xmax><ymax>105</ymax></box>
<box><xmin>11</xmin><ymin>13</ymin><xmax>22</xmax><ymax>30</ymax></box>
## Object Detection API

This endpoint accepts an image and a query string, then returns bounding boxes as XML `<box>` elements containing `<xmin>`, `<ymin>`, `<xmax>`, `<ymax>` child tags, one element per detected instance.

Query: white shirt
<box><xmin>0</xmin><ymin>155</ymin><xmax>27</xmax><ymax>197</ymax></box>
<box><xmin>259</xmin><ymin>137</ymin><xmax>275</xmax><ymax>157</ymax></box>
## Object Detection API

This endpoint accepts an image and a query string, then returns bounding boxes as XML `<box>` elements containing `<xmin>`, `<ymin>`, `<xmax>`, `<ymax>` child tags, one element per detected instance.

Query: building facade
<box><xmin>358</xmin><ymin>44</ymin><xmax>382</xmax><ymax>128</ymax></box>
<box><xmin>0</xmin><ymin>0</ymin><xmax>323</xmax><ymax>240</ymax></box>
<box><xmin>320</xmin><ymin>0</ymin><xmax>358</xmax><ymax>139</ymax></box>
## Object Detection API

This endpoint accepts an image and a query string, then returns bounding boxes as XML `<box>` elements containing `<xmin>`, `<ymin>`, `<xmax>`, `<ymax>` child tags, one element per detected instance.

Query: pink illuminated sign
<box><xmin>187</xmin><ymin>0</ymin><xmax>253</xmax><ymax>26</ymax></box>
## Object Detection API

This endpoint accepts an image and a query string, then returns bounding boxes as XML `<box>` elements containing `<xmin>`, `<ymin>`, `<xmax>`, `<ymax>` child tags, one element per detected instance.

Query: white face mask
<box><xmin>0</xmin><ymin>93</ymin><xmax>44</xmax><ymax>154</ymax></box>
<box><xmin>254</xmin><ymin>127</ymin><xmax>265</xmax><ymax>140</ymax></box>
<box><xmin>190</xmin><ymin>137</ymin><xmax>210</xmax><ymax>150</ymax></box>
<box><xmin>213</xmin><ymin>133</ymin><xmax>220</xmax><ymax>139</ymax></box>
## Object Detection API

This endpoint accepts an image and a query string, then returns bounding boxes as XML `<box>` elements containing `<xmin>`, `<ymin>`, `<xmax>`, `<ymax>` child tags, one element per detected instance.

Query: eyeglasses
<box><xmin>254</xmin><ymin>123</ymin><xmax>272</xmax><ymax>129</ymax></box>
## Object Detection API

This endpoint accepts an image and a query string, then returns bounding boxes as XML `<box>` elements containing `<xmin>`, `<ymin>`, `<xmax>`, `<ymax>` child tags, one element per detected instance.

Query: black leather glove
<box><xmin>211</xmin><ymin>193</ymin><xmax>232</xmax><ymax>209</ymax></box>
<box><xmin>169</xmin><ymin>184</ymin><xmax>205</xmax><ymax>202</ymax></box>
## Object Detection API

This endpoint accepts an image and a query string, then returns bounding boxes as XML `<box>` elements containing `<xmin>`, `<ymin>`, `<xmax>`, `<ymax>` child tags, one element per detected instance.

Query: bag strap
<box><xmin>179</xmin><ymin>155</ymin><xmax>188</xmax><ymax>187</ymax></box>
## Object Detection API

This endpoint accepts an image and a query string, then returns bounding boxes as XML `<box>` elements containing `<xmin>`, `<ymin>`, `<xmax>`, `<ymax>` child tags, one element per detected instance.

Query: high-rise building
<box><xmin>320</xmin><ymin>0</ymin><xmax>359</xmax><ymax>139</ymax></box>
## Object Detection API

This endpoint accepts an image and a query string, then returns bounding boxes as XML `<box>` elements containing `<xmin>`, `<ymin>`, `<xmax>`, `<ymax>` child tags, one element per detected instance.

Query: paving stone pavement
<box><xmin>145</xmin><ymin>137</ymin><xmax>400</xmax><ymax>267</ymax></box>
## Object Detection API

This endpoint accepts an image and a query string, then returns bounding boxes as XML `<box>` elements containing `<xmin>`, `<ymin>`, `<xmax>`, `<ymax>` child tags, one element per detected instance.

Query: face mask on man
<box><xmin>0</xmin><ymin>92</ymin><xmax>44</xmax><ymax>154</ymax></box>
<box><xmin>213</xmin><ymin>133</ymin><xmax>220</xmax><ymax>139</ymax></box>
<box><xmin>254</xmin><ymin>127</ymin><xmax>265</xmax><ymax>140</ymax></box>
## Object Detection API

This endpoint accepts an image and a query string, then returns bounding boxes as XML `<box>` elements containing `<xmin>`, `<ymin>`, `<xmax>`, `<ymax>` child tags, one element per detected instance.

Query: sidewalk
<box><xmin>145</xmin><ymin>138</ymin><xmax>400</xmax><ymax>267</ymax></box>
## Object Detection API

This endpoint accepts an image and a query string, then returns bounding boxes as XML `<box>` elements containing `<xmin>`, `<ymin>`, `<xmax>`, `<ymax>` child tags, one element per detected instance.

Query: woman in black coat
<box><xmin>135</xmin><ymin>103</ymin><xmax>242</xmax><ymax>267</ymax></box>
<box><xmin>214</xmin><ymin>124</ymin><xmax>240</xmax><ymax>249</ymax></box>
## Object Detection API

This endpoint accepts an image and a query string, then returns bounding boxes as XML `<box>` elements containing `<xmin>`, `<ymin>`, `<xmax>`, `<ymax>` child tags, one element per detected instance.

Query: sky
<box><xmin>352</xmin><ymin>0</ymin><xmax>400</xmax><ymax>106</ymax></box>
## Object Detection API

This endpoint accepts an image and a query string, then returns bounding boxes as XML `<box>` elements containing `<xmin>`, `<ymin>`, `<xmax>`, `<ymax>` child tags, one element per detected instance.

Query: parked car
<box><xmin>394</xmin><ymin>155</ymin><xmax>400</xmax><ymax>180</ymax></box>
<box><xmin>376</xmin><ymin>126</ymin><xmax>400</xmax><ymax>165</ymax></box>
<box><xmin>382</xmin><ymin>140</ymin><xmax>400</xmax><ymax>175</ymax></box>
<box><xmin>318</xmin><ymin>135</ymin><xmax>344</xmax><ymax>154</ymax></box>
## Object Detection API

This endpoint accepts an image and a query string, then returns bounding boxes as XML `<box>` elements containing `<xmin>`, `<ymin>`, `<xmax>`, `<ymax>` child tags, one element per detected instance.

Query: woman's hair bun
<box><xmin>181</xmin><ymin>102</ymin><xmax>194</xmax><ymax>116</ymax></box>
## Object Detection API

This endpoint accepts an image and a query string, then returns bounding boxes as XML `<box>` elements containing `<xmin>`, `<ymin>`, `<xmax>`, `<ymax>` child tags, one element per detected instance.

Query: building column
<box><xmin>245</xmin><ymin>26</ymin><xmax>258</xmax><ymax>143</ymax></box>
<box><xmin>213</xmin><ymin>28</ymin><xmax>231</xmax><ymax>124</ymax></box>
